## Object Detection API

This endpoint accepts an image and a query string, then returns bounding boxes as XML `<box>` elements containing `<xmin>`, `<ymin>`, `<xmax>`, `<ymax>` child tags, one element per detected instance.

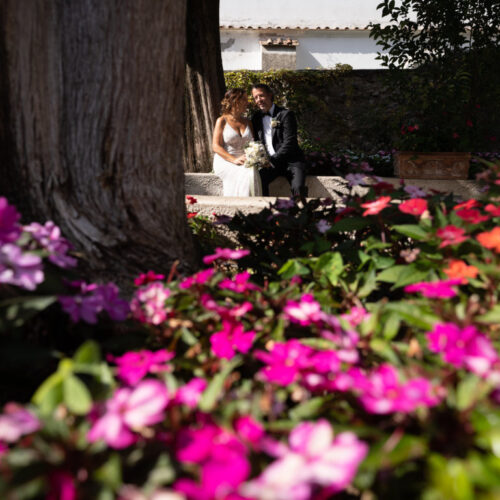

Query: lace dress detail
<box><xmin>213</xmin><ymin>124</ymin><xmax>263</xmax><ymax>197</ymax></box>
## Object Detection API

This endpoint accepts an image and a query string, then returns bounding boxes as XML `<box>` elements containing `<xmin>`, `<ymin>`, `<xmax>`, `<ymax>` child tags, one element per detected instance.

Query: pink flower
<box><xmin>361</xmin><ymin>196</ymin><xmax>391</xmax><ymax>216</ymax></box>
<box><xmin>427</xmin><ymin>323</ymin><xmax>499</xmax><ymax>376</ymax></box>
<box><xmin>484</xmin><ymin>204</ymin><xmax>500</xmax><ymax>217</ymax></box>
<box><xmin>0</xmin><ymin>197</ymin><xmax>21</xmax><ymax>244</ymax></box>
<box><xmin>345</xmin><ymin>173</ymin><xmax>366</xmax><ymax>187</ymax></box>
<box><xmin>242</xmin><ymin>420</ymin><xmax>368</xmax><ymax>499</ymax></box>
<box><xmin>218</xmin><ymin>271</ymin><xmax>259</xmax><ymax>293</ymax></box>
<box><xmin>175</xmin><ymin>378</ymin><xmax>207</xmax><ymax>408</ymax></box>
<box><xmin>398</xmin><ymin>198</ymin><xmax>428</xmax><ymax>216</ymax></box>
<box><xmin>134</xmin><ymin>271</ymin><xmax>165</xmax><ymax>287</ymax></box>
<box><xmin>130</xmin><ymin>282</ymin><xmax>170</xmax><ymax>325</ymax></box>
<box><xmin>179</xmin><ymin>268</ymin><xmax>215</xmax><ymax>289</ymax></box>
<box><xmin>0</xmin><ymin>404</ymin><xmax>40</xmax><ymax>443</ymax></box>
<box><xmin>405</xmin><ymin>279</ymin><xmax>462</xmax><ymax>298</ymax></box>
<box><xmin>0</xmin><ymin>244</ymin><xmax>44</xmax><ymax>290</ymax></box>
<box><xmin>283</xmin><ymin>294</ymin><xmax>322</xmax><ymax>326</ymax></box>
<box><xmin>200</xmin><ymin>294</ymin><xmax>253</xmax><ymax>320</ymax></box>
<box><xmin>404</xmin><ymin>185</ymin><xmax>427</xmax><ymax>198</ymax></box>
<box><xmin>203</xmin><ymin>247</ymin><xmax>250</xmax><ymax>265</ymax></box>
<box><xmin>88</xmin><ymin>380</ymin><xmax>170</xmax><ymax>449</ymax></box>
<box><xmin>24</xmin><ymin>221</ymin><xmax>77</xmax><ymax>268</ymax></box>
<box><xmin>340</xmin><ymin>307</ymin><xmax>370</xmax><ymax>327</ymax></box>
<box><xmin>210</xmin><ymin>320</ymin><xmax>256</xmax><ymax>359</ymax></box>
<box><xmin>356</xmin><ymin>364</ymin><xmax>439</xmax><ymax>414</ymax></box>
<box><xmin>436</xmin><ymin>225</ymin><xmax>468</xmax><ymax>248</ymax></box>
<box><xmin>110</xmin><ymin>349</ymin><xmax>174</xmax><ymax>386</ymax></box>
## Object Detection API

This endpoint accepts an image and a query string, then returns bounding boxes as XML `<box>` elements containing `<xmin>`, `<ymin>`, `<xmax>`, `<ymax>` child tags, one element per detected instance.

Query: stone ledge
<box><xmin>185</xmin><ymin>173</ymin><xmax>482</xmax><ymax>201</ymax></box>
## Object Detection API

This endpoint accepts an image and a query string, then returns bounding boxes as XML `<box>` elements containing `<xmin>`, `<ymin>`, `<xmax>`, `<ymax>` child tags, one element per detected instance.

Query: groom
<box><xmin>251</xmin><ymin>83</ymin><xmax>307</xmax><ymax>198</ymax></box>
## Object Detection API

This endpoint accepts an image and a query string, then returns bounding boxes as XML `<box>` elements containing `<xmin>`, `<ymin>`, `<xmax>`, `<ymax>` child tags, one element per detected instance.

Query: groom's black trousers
<box><xmin>259</xmin><ymin>160</ymin><xmax>307</xmax><ymax>197</ymax></box>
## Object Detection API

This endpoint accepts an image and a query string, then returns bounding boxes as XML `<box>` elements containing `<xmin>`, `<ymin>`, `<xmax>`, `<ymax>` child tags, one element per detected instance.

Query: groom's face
<box><xmin>252</xmin><ymin>88</ymin><xmax>273</xmax><ymax>113</ymax></box>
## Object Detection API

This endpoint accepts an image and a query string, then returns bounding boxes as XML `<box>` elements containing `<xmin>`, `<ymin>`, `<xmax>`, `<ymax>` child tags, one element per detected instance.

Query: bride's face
<box><xmin>233</xmin><ymin>95</ymin><xmax>248</xmax><ymax>116</ymax></box>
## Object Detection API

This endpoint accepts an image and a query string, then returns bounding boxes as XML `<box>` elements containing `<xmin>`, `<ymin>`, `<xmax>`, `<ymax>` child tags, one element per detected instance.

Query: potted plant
<box><xmin>370</xmin><ymin>0</ymin><xmax>500</xmax><ymax>179</ymax></box>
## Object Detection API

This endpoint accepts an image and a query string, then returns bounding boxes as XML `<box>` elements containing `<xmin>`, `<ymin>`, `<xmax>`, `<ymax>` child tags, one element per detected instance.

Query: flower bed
<box><xmin>1</xmin><ymin>160</ymin><xmax>500</xmax><ymax>498</ymax></box>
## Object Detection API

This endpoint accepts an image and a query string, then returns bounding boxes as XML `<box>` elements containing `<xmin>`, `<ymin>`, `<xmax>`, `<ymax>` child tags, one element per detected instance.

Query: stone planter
<box><xmin>395</xmin><ymin>151</ymin><xmax>471</xmax><ymax>180</ymax></box>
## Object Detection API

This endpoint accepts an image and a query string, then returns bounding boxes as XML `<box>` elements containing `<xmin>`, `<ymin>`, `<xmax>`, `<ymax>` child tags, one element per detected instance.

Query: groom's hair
<box><xmin>251</xmin><ymin>83</ymin><xmax>274</xmax><ymax>100</ymax></box>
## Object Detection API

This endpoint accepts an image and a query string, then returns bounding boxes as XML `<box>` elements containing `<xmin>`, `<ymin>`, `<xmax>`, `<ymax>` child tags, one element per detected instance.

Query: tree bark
<box><xmin>183</xmin><ymin>0</ymin><xmax>225</xmax><ymax>173</ymax></box>
<box><xmin>0</xmin><ymin>0</ymin><xmax>197</xmax><ymax>284</ymax></box>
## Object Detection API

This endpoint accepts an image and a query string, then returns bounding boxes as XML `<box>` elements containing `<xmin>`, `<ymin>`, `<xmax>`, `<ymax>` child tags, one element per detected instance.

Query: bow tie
<box><xmin>263</xmin><ymin>111</ymin><xmax>272</xmax><ymax>117</ymax></box>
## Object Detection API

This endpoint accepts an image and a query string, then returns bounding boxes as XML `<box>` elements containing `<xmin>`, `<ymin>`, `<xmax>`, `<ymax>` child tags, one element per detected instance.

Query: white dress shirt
<box><xmin>262</xmin><ymin>104</ymin><xmax>276</xmax><ymax>156</ymax></box>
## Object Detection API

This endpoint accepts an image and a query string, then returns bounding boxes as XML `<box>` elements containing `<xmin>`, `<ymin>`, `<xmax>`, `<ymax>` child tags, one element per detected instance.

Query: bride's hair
<box><xmin>220</xmin><ymin>88</ymin><xmax>247</xmax><ymax>115</ymax></box>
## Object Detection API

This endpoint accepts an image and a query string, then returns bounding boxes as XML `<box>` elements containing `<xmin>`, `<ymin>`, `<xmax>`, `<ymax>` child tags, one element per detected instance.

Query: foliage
<box><xmin>3</xmin><ymin>162</ymin><xmax>500</xmax><ymax>497</ymax></box>
<box><xmin>370</xmin><ymin>0</ymin><xmax>500</xmax><ymax>152</ymax></box>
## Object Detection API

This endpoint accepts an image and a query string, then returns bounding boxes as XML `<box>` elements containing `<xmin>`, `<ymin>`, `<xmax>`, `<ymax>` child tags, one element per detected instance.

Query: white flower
<box><xmin>271</xmin><ymin>119</ymin><xmax>281</xmax><ymax>128</ymax></box>
<box><xmin>244</xmin><ymin>141</ymin><xmax>269</xmax><ymax>169</ymax></box>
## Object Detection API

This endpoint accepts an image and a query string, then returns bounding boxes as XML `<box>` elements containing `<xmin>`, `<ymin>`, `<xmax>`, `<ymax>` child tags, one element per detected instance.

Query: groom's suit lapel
<box><xmin>271</xmin><ymin>105</ymin><xmax>281</xmax><ymax>145</ymax></box>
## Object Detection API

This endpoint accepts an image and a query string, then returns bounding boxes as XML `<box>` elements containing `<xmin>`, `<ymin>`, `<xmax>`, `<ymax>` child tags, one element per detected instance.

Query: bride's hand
<box><xmin>233</xmin><ymin>154</ymin><xmax>246</xmax><ymax>165</ymax></box>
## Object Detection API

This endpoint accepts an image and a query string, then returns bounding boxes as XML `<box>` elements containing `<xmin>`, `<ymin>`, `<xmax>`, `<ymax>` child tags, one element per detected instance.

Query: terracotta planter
<box><xmin>394</xmin><ymin>151</ymin><xmax>471</xmax><ymax>180</ymax></box>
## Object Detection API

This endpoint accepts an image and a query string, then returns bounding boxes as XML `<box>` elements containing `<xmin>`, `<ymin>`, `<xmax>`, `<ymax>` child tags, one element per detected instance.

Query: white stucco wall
<box><xmin>220</xmin><ymin>30</ymin><xmax>383</xmax><ymax>70</ymax></box>
<box><xmin>220</xmin><ymin>0</ymin><xmax>386</xmax><ymax>29</ymax></box>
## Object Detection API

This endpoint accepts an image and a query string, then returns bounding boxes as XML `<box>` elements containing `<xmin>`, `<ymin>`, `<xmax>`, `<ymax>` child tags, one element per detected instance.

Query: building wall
<box><xmin>220</xmin><ymin>30</ymin><xmax>383</xmax><ymax>70</ymax></box>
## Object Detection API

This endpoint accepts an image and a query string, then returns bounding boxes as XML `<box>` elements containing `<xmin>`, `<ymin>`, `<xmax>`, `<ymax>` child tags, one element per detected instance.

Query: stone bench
<box><xmin>185</xmin><ymin>173</ymin><xmax>482</xmax><ymax>201</ymax></box>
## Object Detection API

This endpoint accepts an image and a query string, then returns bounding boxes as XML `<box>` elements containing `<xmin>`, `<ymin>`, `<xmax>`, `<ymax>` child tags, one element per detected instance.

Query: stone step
<box><xmin>185</xmin><ymin>173</ymin><xmax>482</xmax><ymax>202</ymax></box>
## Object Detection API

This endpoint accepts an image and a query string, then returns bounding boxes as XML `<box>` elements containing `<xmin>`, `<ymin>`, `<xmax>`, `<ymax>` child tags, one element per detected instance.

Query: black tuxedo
<box><xmin>251</xmin><ymin>105</ymin><xmax>307</xmax><ymax>197</ymax></box>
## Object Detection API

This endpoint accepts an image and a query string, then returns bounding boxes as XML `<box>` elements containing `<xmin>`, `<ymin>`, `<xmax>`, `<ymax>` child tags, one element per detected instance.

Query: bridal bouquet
<box><xmin>244</xmin><ymin>141</ymin><xmax>269</xmax><ymax>169</ymax></box>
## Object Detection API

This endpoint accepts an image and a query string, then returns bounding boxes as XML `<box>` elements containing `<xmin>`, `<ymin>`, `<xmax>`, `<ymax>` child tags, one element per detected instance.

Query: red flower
<box><xmin>436</xmin><ymin>225</ymin><xmax>467</xmax><ymax>248</ymax></box>
<box><xmin>455</xmin><ymin>208</ymin><xmax>489</xmax><ymax>224</ymax></box>
<box><xmin>361</xmin><ymin>196</ymin><xmax>391</xmax><ymax>216</ymax></box>
<box><xmin>186</xmin><ymin>195</ymin><xmax>198</xmax><ymax>205</ymax></box>
<box><xmin>485</xmin><ymin>204</ymin><xmax>500</xmax><ymax>216</ymax></box>
<box><xmin>187</xmin><ymin>212</ymin><xmax>198</xmax><ymax>219</ymax></box>
<box><xmin>399</xmin><ymin>198</ymin><xmax>428</xmax><ymax>216</ymax></box>
<box><xmin>466</xmin><ymin>119</ymin><xmax>473</xmax><ymax>127</ymax></box>
<box><xmin>452</xmin><ymin>132</ymin><xmax>460</xmax><ymax>139</ymax></box>
<box><xmin>454</xmin><ymin>199</ymin><xmax>479</xmax><ymax>210</ymax></box>
<box><xmin>334</xmin><ymin>206</ymin><xmax>356</xmax><ymax>222</ymax></box>
<box><xmin>373</xmin><ymin>182</ymin><xmax>395</xmax><ymax>195</ymax></box>
<box><xmin>134</xmin><ymin>271</ymin><xmax>165</xmax><ymax>287</ymax></box>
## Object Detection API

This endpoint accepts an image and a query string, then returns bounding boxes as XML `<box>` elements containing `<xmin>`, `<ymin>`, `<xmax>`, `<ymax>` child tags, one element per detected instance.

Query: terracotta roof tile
<box><xmin>220</xmin><ymin>25</ymin><xmax>370</xmax><ymax>31</ymax></box>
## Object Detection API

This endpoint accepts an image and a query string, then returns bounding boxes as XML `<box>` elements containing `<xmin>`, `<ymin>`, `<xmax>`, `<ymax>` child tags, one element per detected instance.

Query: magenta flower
<box><xmin>356</xmin><ymin>364</ymin><xmax>439</xmax><ymax>414</ymax></box>
<box><xmin>179</xmin><ymin>268</ymin><xmax>215</xmax><ymax>289</ymax></box>
<box><xmin>176</xmin><ymin>424</ymin><xmax>250</xmax><ymax>500</ymax></box>
<box><xmin>242</xmin><ymin>420</ymin><xmax>368</xmax><ymax>499</ymax></box>
<box><xmin>0</xmin><ymin>244</ymin><xmax>44</xmax><ymax>290</ymax></box>
<box><xmin>130</xmin><ymin>282</ymin><xmax>170</xmax><ymax>325</ymax></box>
<box><xmin>88</xmin><ymin>379</ymin><xmax>170</xmax><ymax>449</ymax></box>
<box><xmin>218</xmin><ymin>271</ymin><xmax>259</xmax><ymax>293</ymax></box>
<box><xmin>47</xmin><ymin>471</ymin><xmax>76</xmax><ymax>500</ymax></box>
<box><xmin>210</xmin><ymin>320</ymin><xmax>256</xmax><ymax>359</ymax></box>
<box><xmin>0</xmin><ymin>404</ymin><xmax>40</xmax><ymax>443</ymax></box>
<box><xmin>175</xmin><ymin>378</ymin><xmax>207</xmax><ymax>408</ymax></box>
<box><xmin>340</xmin><ymin>306</ymin><xmax>370</xmax><ymax>327</ymax></box>
<box><xmin>24</xmin><ymin>221</ymin><xmax>77</xmax><ymax>268</ymax></box>
<box><xmin>234</xmin><ymin>415</ymin><xmax>265</xmax><ymax>446</ymax></box>
<box><xmin>110</xmin><ymin>349</ymin><xmax>174</xmax><ymax>386</ymax></box>
<box><xmin>436</xmin><ymin>225</ymin><xmax>467</xmax><ymax>248</ymax></box>
<box><xmin>405</xmin><ymin>279</ymin><xmax>462</xmax><ymax>298</ymax></box>
<box><xmin>203</xmin><ymin>247</ymin><xmax>250</xmax><ymax>265</ymax></box>
<box><xmin>0</xmin><ymin>197</ymin><xmax>21</xmax><ymax>244</ymax></box>
<box><xmin>201</xmin><ymin>294</ymin><xmax>253</xmax><ymax>320</ymax></box>
<box><xmin>283</xmin><ymin>294</ymin><xmax>322</xmax><ymax>326</ymax></box>
<box><xmin>427</xmin><ymin>323</ymin><xmax>499</xmax><ymax>376</ymax></box>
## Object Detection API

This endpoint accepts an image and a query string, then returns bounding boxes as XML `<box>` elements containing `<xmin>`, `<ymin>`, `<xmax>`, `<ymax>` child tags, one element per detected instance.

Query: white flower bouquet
<box><xmin>244</xmin><ymin>141</ymin><xmax>270</xmax><ymax>169</ymax></box>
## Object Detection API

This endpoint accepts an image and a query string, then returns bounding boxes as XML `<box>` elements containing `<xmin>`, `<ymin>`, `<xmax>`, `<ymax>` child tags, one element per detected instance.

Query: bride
<box><xmin>212</xmin><ymin>88</ymin><xmax>263</xmax><ymax>196</ymax></box>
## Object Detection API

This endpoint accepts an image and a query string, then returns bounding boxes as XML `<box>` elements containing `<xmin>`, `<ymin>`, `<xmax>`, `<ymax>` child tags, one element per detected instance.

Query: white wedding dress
<box><xmin>213</xmin><ymin>124</ymin><xmax>263</xmax><ymax>196</ymax></box>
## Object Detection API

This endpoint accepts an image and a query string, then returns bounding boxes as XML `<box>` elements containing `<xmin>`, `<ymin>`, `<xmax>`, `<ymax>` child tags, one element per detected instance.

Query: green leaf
<box><xmin>382</xmin><ymin>313</ymin><xmax>401</xmax><ymax>340</ymax></box>
<box><xmin>330</xmin><ymin>217</ymin><xmax>369</xmax><ymax>233</ymax></box>
<box><xmin>278</xmin><ymin>259</ymin><xmax>311</xmax><ymax>279</ymax></box>
<box><xmin>357</xmin><ymin>269</ymin><xmax>377</xmax><ymax>298</ymax></box>
<box><xmin>32</xmin><ymin>371</ymin><xmax>64</xmax><ymax>414</ymax></box>
<box><xmin>393</xmin><ymin>224</ymin><xmax>429</xmax><ymax>241</ymax></box>
<box><xmin>289</xmin><ymin>397</ymin><xmax>326</xmax><ymax>421</ymax></box>
<box><xmin>1</xmin><ymin>296</ymin><xmax>57</xmax><ymax>329</ymax></box>
<box><xmin>63</xmin><ymin>375</ymin><xmax>92</xmax><ymax>415</ymax></box>
<box><xmin>199</xmin><ymin>357</ymin><xmax>241</xmax><ymax>412</ymax></box>
<box><xmin>377</xmin><ymin>265</ymin><xmax>407</xmax><ymax>283</ymax></box>
<box><xmin>393</xmin><ymin>265</ymin><xmax>429</xmax><ymax>289</ymax></box>
<box><xmin>314</xmin><ymin>252</ymin><xmax>344</xmax><ymax>286</ymax></box>
<box><xmin>384</xmin><ymin>302</ymin><xmax>438</xmax><ymax>330</ymax></box>
<box><xmin>477</xmin><ymin>305</ymin><xmax>500</xmax><ymax>323</ymax></box>
<box><xmin>73</xmin><ymin>340</ymin><xmax>101</xmax><ymax>364</ymax></box>
<box><xmin>94</xmin><ymin>453</ymin><xmax>122</xmax><ymax>490</ymax></box>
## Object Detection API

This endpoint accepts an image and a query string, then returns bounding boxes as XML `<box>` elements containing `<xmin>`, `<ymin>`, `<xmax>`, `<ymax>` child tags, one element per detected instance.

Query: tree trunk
<box><xmin>0</xmin><ymin>0</ymin><xmax>197</xmax><ymax>284</ymax></box>
<box><xmin>183</xmin><ymin>0</ymin><xmax>225</xmax><ymax>173</ymax></box>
